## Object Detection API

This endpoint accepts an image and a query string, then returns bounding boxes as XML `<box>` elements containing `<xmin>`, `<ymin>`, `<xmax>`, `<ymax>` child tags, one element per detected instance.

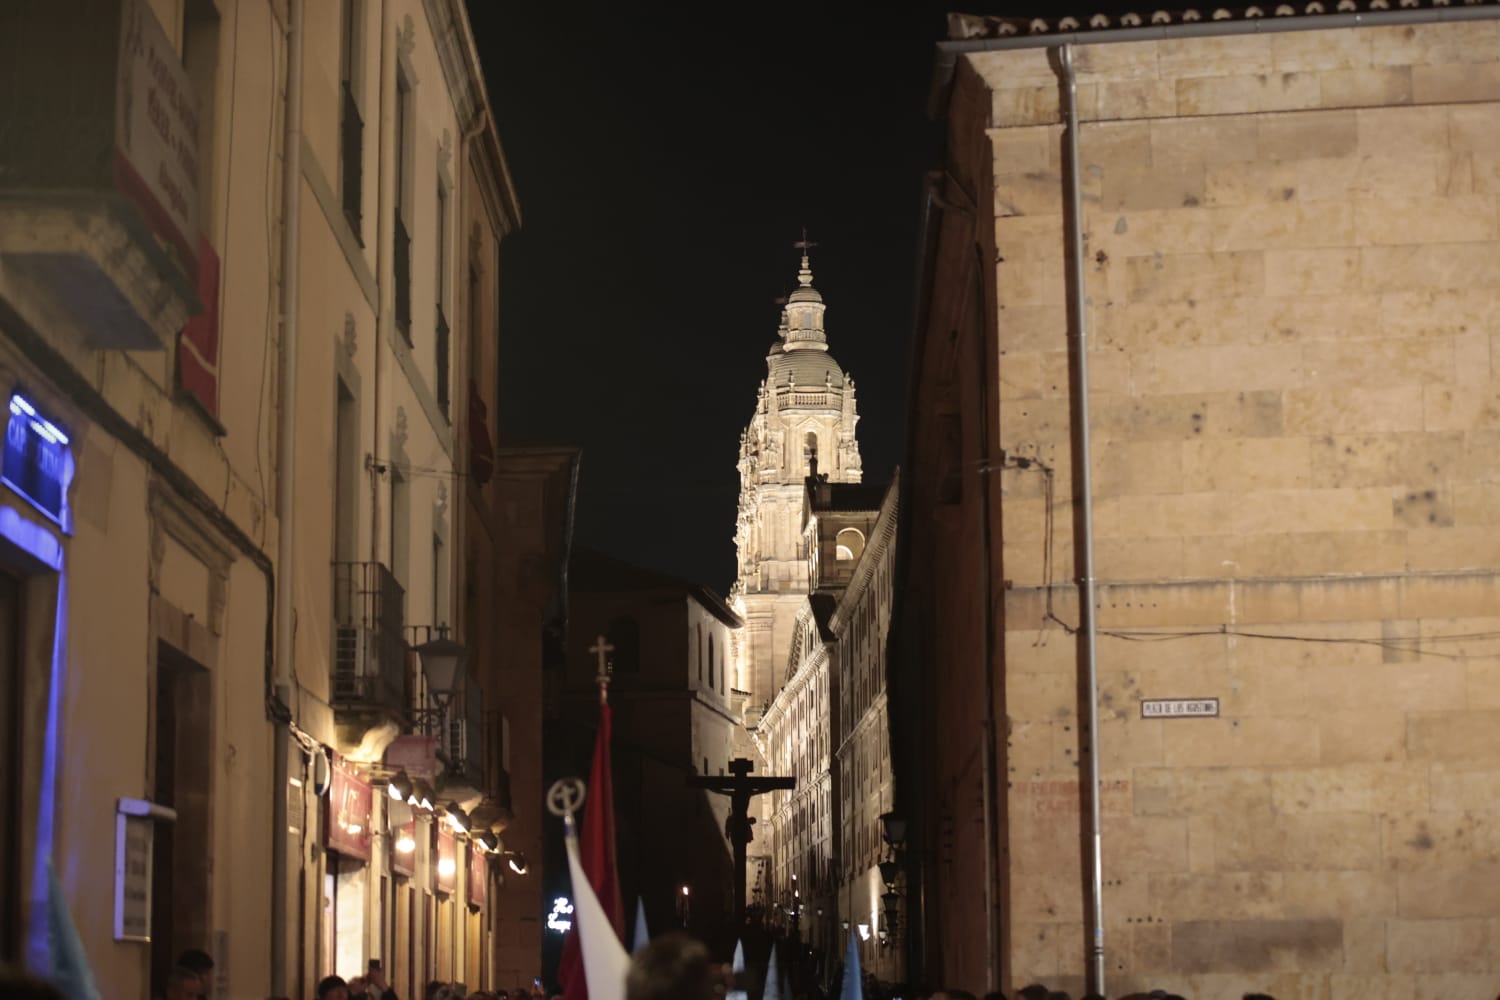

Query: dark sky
<box><xmin>470</xmin><ymin>1</ymin><xmax>955</xmax><ymax>593</ymax></box>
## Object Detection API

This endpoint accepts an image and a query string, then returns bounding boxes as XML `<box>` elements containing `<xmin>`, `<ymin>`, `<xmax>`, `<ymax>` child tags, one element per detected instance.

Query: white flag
<box><xmin>564</xmin><ymin>827</ymin><xmax>630</xmax><ymax>1000</ymax></box>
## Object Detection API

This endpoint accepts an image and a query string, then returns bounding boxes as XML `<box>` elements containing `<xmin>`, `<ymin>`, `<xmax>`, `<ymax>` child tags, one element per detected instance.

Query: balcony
<box><xmin>421</xmin><ymin>669</ymin><xmax>485</xmax><ymax>801</ymax></box>
<box><xmin>0</xmin><ymin>2</ymin><xmax>200</xmax><ymax>350</ymax></box>
<box><xmin>333</xmin><ymin>561</ymin><xmax>408</xmax><ymax>723</ymax></box>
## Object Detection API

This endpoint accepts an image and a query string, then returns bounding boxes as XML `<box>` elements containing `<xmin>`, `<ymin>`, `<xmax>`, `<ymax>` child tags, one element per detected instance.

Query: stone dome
<box><xmin>768</xmin><ymin>349</ymin><xmax>845</xmax><ymax>389</ymax></box>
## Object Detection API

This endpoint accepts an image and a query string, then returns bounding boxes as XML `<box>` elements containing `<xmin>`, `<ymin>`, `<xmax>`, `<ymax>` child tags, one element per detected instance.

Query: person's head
<box><xmin>496</xmin><ymin>990</ymin><xmax>509</xmax><ymax>1000</ymax></box>
<box><xmin>176</xmin><ymin>950</ymin><xmax>214</xmax><ymax>998</ymax></box>
<box><xmin>0</xmin><ymin>966</ymin><xmax>66</xmax><ymax>1000</ymax></box>
<box><xmin>318</xmin><ymin>975</ymin><xmax>351</xmax><ymax>1000</ymax></box>
<box><xmin>1243</xmin><ymin>995</ymin><xmax>1278</xmax><ymax>1000</ymax></box>
<box><xmin>1018</xmin><ymin>987</ymin><xmax>1050</xmax><ymax>1000</ymax></box>
<box><xmin>165</xmin><ymin>967</ymin><xmax>202</xmax><ymax>1000</ymax></box>
<box><xmin>626</xmin><ymin>932</ymin><xmax>717</xmax><ymax>1000</ymax></box>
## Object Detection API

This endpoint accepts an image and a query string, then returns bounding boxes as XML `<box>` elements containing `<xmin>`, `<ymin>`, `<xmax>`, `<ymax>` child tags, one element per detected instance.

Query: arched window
<box><xmin>835</xmin><ymin>527</ymin><xmax>865</xmax><ymax>562</ymax></box>
<box><xmin>607</xmin><ymin>616</ymin><xmax>640</xmax><ymax>674</ymax></box>
<box><xmin>803</xmin><ymin>431</ymin><xmax>818</xmax><ymax>473</ymax></box>
<box><xmin>708</xmin><ymin>634</ymin><xmax>717</xmax><ymax>692</ymax></box>
<box><xmin>696</xmin><ymin>622</ymin><xmax>703</xmax><ymax>683</ymax></box>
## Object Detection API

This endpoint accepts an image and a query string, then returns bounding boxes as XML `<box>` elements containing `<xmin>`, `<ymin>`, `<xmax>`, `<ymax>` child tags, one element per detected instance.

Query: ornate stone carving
<box><xmin>343</xmin><ymin>311</ymin><xmax>357</xmax><ymax>357</ymax></box>
<box><xmin>397</xmin><ymin>14</ymin><xmax>416</xmax><ymax>60</ymax></box>
<box><xmin>438</xmin><ymin>129</ymin><xmax>453</xmax><ymax>175</ymax></box>
<box><xmin>437</xmin><ymin>481</ymin><xmax>448</xmax><ymax>512</ymax></box>
<box><xmin>395</xmin><ymin>406</ymin><xmax>409</xmax><ymax>447</ymax></box>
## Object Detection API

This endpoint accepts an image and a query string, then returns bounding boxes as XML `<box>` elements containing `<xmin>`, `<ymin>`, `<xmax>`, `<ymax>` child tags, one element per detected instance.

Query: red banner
<box><xmin>468</xmin><ymin>843</ymin><xmax>487</xmax><ymax>908</ymax></box>
<box><xmin>436</xmin><ymin>829</ymin><xmax>457</xmax><ymax>895</ymax></box>
<box><xmin>177</xmin><ymin>236</ymin><xmax>220</xmax><ymax>421</ymax></box>
<box><xmin>327</xmin><ymin>756</ymin><xmax>373</xmax><ymax>862</ymax></box>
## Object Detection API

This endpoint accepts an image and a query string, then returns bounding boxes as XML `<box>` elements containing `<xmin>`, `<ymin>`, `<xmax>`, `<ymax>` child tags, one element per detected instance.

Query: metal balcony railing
<box><xmin>332</xmin><ymin>561</ymin><xmax>407</xmax><ymax>713</ymax></box>
<box><xmin>340</xmin><ymin>82</ymin><xmax>364</xmax><ymax>240</ymax></box>
<box><xmin>394</xmin><ymin>217</ymin><xmax>412</xmax><ymax>341</ymax></box>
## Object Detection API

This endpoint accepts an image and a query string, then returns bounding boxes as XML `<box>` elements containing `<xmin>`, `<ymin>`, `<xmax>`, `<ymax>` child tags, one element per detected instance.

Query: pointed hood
<box><xmin>839</xmin><ymin>930</ymin><xmax>863</xmax><ymax>1000</ymax></box>
<box><xmin>564</xmin><ymin>826</ymin><xmax>630</xmax><ymax>1000</ymax></box>
<box><xmin>763</xmin><ymin>943</ymin><xmax>782</xmax><ymax>1000</ymax></box>
<box><xmin>632</xmin><ymin>897</ymin><xmax>650</xmax><ymax>955</ymax></box>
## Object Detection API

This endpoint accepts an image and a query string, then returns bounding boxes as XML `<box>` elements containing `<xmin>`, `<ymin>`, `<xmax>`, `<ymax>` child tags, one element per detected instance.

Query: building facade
<box><xmin>732</xmin><ymin>250</ymin><xmax>863</xmax><ymax>911</ymax></box>
<box><xmin>897</xmin><ymin>8</ymin><xmax>1500</xmax><ymax>998</ymax></box>
<box><xmin>0</xmin><ymin>1</ymin><xmax>529</xmax><ymax>997</ymax></box>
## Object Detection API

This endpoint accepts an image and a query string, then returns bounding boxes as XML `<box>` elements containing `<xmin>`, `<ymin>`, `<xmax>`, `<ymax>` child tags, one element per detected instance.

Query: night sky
<box><xmin>469</xmin><ymin>1</ymin><xmax>956</xmax><ymax>593</ymax></box>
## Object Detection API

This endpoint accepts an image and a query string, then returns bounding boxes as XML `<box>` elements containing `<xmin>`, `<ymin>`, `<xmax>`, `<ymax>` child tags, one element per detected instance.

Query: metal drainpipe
<box><xmin>1056</xmin><ymin>43</ymin><xmax>1106</xmax><ymax>997</ymax></box>
<box><xmin>270</xmin><ymin>0</ymin><xmax>304</xmax><ymax>995</ymax></box>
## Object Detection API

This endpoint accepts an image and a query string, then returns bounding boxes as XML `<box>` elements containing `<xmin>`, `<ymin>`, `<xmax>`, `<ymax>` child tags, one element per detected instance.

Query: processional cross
<box><xmin>689</xmin><ymin>757</ymin><xmax>795</xmax><ymax>928</ymax></box>
<box><xmin>588</xmin><ymin>634</ymin><xmax>614</xmax><ymax>705</ymax></box>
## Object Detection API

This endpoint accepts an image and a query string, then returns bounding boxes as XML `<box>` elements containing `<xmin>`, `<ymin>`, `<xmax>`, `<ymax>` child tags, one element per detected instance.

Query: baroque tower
<box><xmin>732</xmin><ymin>246</ymin><xmax>862</xmax><ymax>708</ymax></box>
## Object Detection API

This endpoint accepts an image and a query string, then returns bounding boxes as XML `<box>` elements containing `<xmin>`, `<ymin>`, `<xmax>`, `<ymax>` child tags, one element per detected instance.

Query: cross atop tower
<box><xmin>793</xmin><ymin>226</ymin><xmax>817</xmax><ymax>287</ymax></box>
<box><xmin>792</xmin><ymin>226</ymin><xmax>817</xmax><ymax>254</ymax></box>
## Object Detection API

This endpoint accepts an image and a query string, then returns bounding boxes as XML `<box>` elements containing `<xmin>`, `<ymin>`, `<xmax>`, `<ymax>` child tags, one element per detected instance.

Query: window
<box><xmin>708</xmin><ymin>634</ymin><xmax>715</xmax><ymax>692</ymax></box>
<box><xmin>803</xmin><ymin>431</ymin><xmax>818</xmax><ymax>473</ymax></box>
<box><xmin>393</xmin><ymin>71</ymin><xmax>412</xmax><ymax>341</ymax></box>
<box><xmin>334</xmin><ymin>380</ymin><xmax>357</xmax><ymax>564</ymax></box>
<box><xmin>338</xmin><ymin>0</ymin><xmax>365</xmax><ymax>238</ymax></box>
<box><xmin>431</xmin><ymin>532</ymin><xmax>444</xmax><ymax>625</ymax></box>
<box><xmin>390</xmin><ymin>469</ymin><xmax>409</xmax><ymax>587</ymax></box>
<box><xmin>435</xmin><ymin>181</ymin><xmax>450</xmax><ymax>418</ymax></box>
<box><xmin>836</xmin><ymin>528</ymin><xmax>864</xmax><ymax>562</ymax></box>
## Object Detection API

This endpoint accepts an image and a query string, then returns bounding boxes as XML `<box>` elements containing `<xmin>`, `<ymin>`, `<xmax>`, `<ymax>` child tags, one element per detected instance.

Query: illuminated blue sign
<box><xmin>3</xmin><ymin>393</ymin><xmax>72</xmax><ymax>527</ymax></box>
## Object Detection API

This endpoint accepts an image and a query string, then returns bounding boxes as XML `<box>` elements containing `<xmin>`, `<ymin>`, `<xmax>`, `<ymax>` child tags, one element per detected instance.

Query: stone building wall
<box><xmin>920</xmin><ymin>17</ymin><xmax>1500</xmax><ymax>999</ymax></box>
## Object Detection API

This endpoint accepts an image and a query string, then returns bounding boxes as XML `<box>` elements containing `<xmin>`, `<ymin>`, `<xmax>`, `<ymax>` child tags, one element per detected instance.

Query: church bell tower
<box><xmin>731</xmin><ymin>239</ymin><xmax>862</xmax><ymax>707</ymax></box>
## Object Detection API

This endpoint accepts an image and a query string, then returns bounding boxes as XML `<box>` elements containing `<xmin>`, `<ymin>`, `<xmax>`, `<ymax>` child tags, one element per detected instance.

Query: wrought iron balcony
<box><xmin>0</xmin><ymin>1</ymin><xmax>200</xmax><ymax>350</ymax></box>
<box><xmin>340</xmin><ymin>81</ymin><xmax>364</xmax><ymax>241</ymax></box>
<box><xmin>332</xmin><ymin>561</ymin><xmax>408</xmax><ymax>716</ymax></box>
<box><xmin>436</xmin><ymin>306</ymin><xmax>450</xmax><ymax>419</ymax></box>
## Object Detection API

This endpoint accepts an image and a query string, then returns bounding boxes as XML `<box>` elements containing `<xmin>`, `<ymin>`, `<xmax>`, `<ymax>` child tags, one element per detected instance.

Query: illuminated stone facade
<box><xmin>899</xmin><ymin>12</ymin><xmax>1500</xmax><ymax>999</ymax></box>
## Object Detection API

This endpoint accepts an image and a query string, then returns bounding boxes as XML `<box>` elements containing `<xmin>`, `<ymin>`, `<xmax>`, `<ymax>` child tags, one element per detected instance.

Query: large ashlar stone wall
<box><xmin>968</xmin><ymin>21</ymin><xmax>1500</xmax><ymax>999</ymax></box>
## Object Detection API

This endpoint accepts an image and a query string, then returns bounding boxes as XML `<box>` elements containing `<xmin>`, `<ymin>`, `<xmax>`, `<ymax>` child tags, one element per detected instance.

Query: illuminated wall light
<box><xmin>395</xmin><ymin>834</ymin><xmax>417</xmax><ymax>854</ymax></box>
<box><xmin>437</xmin><ymin>856</ymin><xmax>457</xmax><ymax>878</ymax></box>
<box><xmin>857</xmin><ymin>923</ymin><xmax>871</xmax><ymax>942</ymax></box>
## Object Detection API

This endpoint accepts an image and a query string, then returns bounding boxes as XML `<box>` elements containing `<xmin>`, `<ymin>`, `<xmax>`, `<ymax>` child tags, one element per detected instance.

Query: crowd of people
<box><xmin>313</xmin><ymin>968</ymin><xmax>556</xmax><ymax>1000</ymax></box>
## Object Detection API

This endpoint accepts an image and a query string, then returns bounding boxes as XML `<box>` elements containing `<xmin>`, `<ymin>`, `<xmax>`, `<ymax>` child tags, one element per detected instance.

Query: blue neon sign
<box><xmin>3</xmin><ymin>393</ymin><xmax>72</xmax><ymax>527</ymax></box>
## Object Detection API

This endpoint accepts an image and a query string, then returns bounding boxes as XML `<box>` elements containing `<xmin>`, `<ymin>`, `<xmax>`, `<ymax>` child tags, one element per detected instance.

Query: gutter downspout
<box><xmin>1056</xmin><ymin>43</ymin><xmax>1105</xmax><ymax>998</ymax></box>
<box><xmin>372</xmin><ymin>0</ymin><xmax>397</xmax><ymax>569</ymax></box>
<box><xmin>270</xmin><ymin>1</ymin><xmax>304</xmax><ymax>995</ymax></box>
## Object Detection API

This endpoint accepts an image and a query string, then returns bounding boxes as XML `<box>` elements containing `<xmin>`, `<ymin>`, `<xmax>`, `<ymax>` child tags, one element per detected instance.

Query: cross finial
<box><xmin>589</xmin><ymin>633</ymin><xmax>615</xmax><ymax>705</ymax></box>
<box><xmin>792</xmin><ymin>227</ymin><xmax>816</xmax><ymax>287</ymax></box>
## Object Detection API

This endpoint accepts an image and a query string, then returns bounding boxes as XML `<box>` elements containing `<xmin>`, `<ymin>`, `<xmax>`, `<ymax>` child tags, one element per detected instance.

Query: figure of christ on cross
<box><xmin>688</xmin><ymin>757</ymin><xmax>795</xmax><ymax>929</ymax></box>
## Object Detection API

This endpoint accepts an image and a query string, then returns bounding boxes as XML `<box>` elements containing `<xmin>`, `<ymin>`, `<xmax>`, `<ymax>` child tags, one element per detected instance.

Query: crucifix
<box><xmin>689</xmin><ymin>757</ymin><xmax>795</xmax><ymax>928</ymax></box>
<box><xmin>588</xmin><ymin>633</ymin><xmax>614</xmax><ymax>705</ymax></box>
<box><xmin>793</xmin><ymin>226</ymin><xmax>817</xmax><ymax>255</ymax></box>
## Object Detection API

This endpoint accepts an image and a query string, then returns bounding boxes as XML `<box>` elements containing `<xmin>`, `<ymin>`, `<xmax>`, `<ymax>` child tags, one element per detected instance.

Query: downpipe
<box><xmin>271</xmin><ymin>0</ymin><xmax>305</xmax><ymax>995</ymax></box>
<box><xmin>1055</xmin><ymin>43</ymin><xmax>1106</xmax><ymax>997</ymax></box>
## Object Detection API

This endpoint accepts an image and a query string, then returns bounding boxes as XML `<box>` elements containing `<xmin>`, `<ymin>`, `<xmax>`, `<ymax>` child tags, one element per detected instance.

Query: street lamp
<box><xmin>878</xmin><ymin>812</ymin><xmax>906</xmax><ymax>849</ymax></box>
<box><xmin>413</xmin><ymin>626</ymin><xmax>469</xmax><ymax>710</ymax></box>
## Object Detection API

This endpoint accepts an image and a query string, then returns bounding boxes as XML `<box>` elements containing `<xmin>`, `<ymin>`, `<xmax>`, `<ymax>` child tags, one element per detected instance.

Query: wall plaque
<box><xmin>1141</xmin><ymin>698</ymin><xmax>1219</xmax><ymax>719</ymax></box>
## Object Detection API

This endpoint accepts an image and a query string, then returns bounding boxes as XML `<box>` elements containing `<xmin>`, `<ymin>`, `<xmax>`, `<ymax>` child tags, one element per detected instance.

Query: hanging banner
<box><xmin>327</xmin><ymin>755</ymin><xmax>373</xmax><ymax>862</ymax></box>
<box><xmin>467</xmin><ymin>844</ymin><xmax>487</xmax><ymax>908</ymax></box>
<box><xmin>436</xmin><ymin>829</ymin><xmax>457</xmax><ymax>895</ymax></box>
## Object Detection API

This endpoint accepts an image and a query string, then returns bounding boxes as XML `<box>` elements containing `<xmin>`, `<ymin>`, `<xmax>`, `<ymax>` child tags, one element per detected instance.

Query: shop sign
<box><xmin>1140</xmin><ymin>698</ymin><xmax>1219</xmax><ymax>719</ymax></box>
<box><xmin>3</xmin><ymin>393</ymin><xmax>72</xmax><ymax>528</ymax></box>
<box><xmin>436</xmin><ymin>829</ymin><xmax>457</xmax><ymax>895</ymax></box>
<box><xmin>467</xmin><ymin>844</ymin><xmax>487</xmax><ymax>908</ymax></box>
<box><xmin>327</xmin><ymin>755</ymin><xmax>373</xmax><ymax>861</ymax></box>
<box><xmin>546</xmin><ymin>897</ymin><xmax>574</xmax><ymax>934</ymax></box>
<box><xmin>114</xmin><ymin>797</ymin><xmax>175</xmax><ymax>942</ymax></box>
<box><xmin>115</xmin><ymin>0</ymin><xmax>200</xmax><ymax>267</ymax></box>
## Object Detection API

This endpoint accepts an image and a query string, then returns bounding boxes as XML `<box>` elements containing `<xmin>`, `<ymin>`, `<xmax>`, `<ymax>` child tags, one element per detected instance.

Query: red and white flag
<box><xmin>560</xmin><ymin>704</ymin><xmax>626</xmax><ymax>1000</ymax></box>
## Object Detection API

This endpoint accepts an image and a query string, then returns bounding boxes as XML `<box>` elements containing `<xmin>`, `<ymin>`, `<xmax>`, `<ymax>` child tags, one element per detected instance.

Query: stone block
<box><xmin>1097</xmin><ymin>79</ymin><xmax>1178</xmax><ymax>121</ymax></box>
<box><xmin>1263</xmin><ymin>247</ymin><xmax>1361</xmax><ymax>298</ymax></box>
<box><xmin>1211</xmin><ymin>200</ymin><xmax>1355</xmax><ymax>252</ymax></box>
<box><xmin>1341</xmin><ymin>915</ymin><xmax>1391</xmax><ymax>974</ymax></box>
<box><xmin>1385</xmin><ymin>917</ymin><xmax>1491</xmax><ymax>973</ymax></box>
<box><xmin>1329</xmin><ymin>973</ymin><xmax>1500</xmax><ymax>1000</ymax></box>
<box><xmin>1355</xmin><ymin>105</ymin><xmax>1448</xmax><ymax>155</ymax></box>
<box><xmin>1424</xmin><ymin>385</ymin><xmax>1500</xmax><ymax>432</ymax></box>
<box><xmin>1133</xmin><ymin>342</ymin><xmax>1304</xmax><ymax>395</ymax></box>
<box><xmin>1429</xmin><ymin>762</ymin><xmax>1500</xmax><ymax>814</ymax></box>
<box><xmin>1398</xmin><ymin>571</ymin><xmax>1500</xmax><ymax>617</ymax></box>
<box><xmin>1232</xmin><ymin>486</ymin><xmax>1394</xmax><ymax>536</ymax></box>
<box><xmin>1405</xmin><ymin>527</ymin><xmax>1500</xmax><ymax>573</ymax></box>
<box><xmin>990</xmin><ymin>124</ymin><xmax>1060</xmax><ymax>173</ymax></box>
<box><xmin>1406</xmin><ymin>710</ymin><xmax>1500</xmax><ymax>762</ymax></box>
<box><xmin>1170</xmin><ymin>918</ymin><xmax>1343</xmax><ymax>973</ymax></box>
<box><xmin>1270</xmin><ymin>763</ymin><xmax>1429</xmax><ymax>816</ymax></box>
<box><xmin>1354</xmin><ymin>194</ymin><xmax>1499</xmax><ymax>246</ymax></box>
<box><xmin>1378</xmin><ymin>287</ymin><xmax>1500</xmax><ymax>340</ymax></box>
<box><xmin>1097</xmin><ymin>491</ymin><xmax>1242</xmax><ymax>540</ymax></box>
<box><xmin>1317</xmin><ymin>709</ymin><xmax>1409</xmax><ymax>765</ymax></box>
<box><xmin>1319</xmin><ymin>66</ymin><xmax>1414</xmax><ymax>109</ymax></box>
<box><xmin>1182</xmin><ymin>436</ymin><xmax>1311</xmax><ymax>493</ymax></box>
<box><xmin>993</xmin><ymin>168</ymin><xmax>1071</xmax><ymax>218</ymax></box>
<box><xmin>1095</xmin><ymin>296</ymin><xmax>1268</xmax><ymax>351</ymax></box>
<box><xmin>993</xmin><ymin>83</ymin><xmax>1099</xmax><ymax>129</ymax></box>
<box><xmin>1147</xmin><ymin>872</ymin><xmax>1284</xmax><ymax>921</ymax></box>
<box><xmin>1272</xmin><ymin>28</ymin><xmax>1374</xmax><ymax>73</ymax></box>
<box><xmin>1303</xmin><ymin>336</ymin><xmax>1454</xmax><ymax>388</ymax></box>
<box><xmin>1258</xmin><ymin>110</ymin><xmax>1359</xmax><ymax>162</ymax></box>
<box><xmin>1382</xmin><ymin>812</ymin><xmax>1500</xmax><ymax>871</ymax></box>
<box><xmin>1367</xmin><ymin>21</ymin><xmax>1500</xmax><ymax>67</ymax></box>
<box><xmin>1007</xmin><ymin>920</ymin><xmax>1069</xmax><ymax>980</ymax></box>
<box><xmin>1126</xmin><ymin>251</ymin><xmax>1265</xmax><ymax>303</ymax></box>
<box><xmin>1102</xmin><ymin>160</ymin><xmax>1207</xmax><ymax>213</ymax></box>
<box><xmin>1215</xmin><ymin>812</ymin><xmax>1381</xmax><ymax>872</ymax></box>
<box><xmin>1281</xmin><ymin>870</ymin><xmax>1398</xmax><ymax>919</ymax></box>
<box><xmin>1132</xmin><ymin>766</ymin><xmax>1274</xmax><ymax>818</ymax></box>
<box><xmin>1011</xmin><ymin>871</ymin><xmax>1084</xmax><ymax>923</ymax></box>
<box><xmin>1091</xmin><ymin>208</ymin><xmax>1216</xmax><ymax>261</ymax></box>
<box><xmin>1307</xmin><ymin>431</ymin><xmax>1465</xmax><ymax>490</ymax></box>
<box><xmin>1396</xmin><ymin>863</ymin><xmax>1500</xmax><ymax>919</ymax></box>
<box><xmin>1097</xmin><ymin>717</ymin><xmax>1165</xmax><ymax>768</ymax></box>
<box><xmin>1283</xmin><ymin>384</ymin><xmax>1424</xmax><ymax>434</ymax></box>
<box><xmin>1094</xmin><ymin>388</ymin><xmax>1286</xmax><ymax>441</ymax></box>
<box><xmin>996</xmin><ymin>213</ymin><xmax>1066</xmax><ymax>262</ymax></box>
<box><xmin>998</xmin><ymin>252</ymin><xmax>1067</xmax><ymax>307</ymax></box>
<box><xmin>1158</xmin><ymin>35</ymin><xmax>1275</xmax><ymax>79</ymax></box>
<box><xmin>999</xmin><ymin>303</ymin><xmax>1069</xmax><ymax>354</ymax></box>
<box><xmin>1161</xmin><ymin>717</ymin><xmax>1320</xmax><ymax>769</ymax></box>
<box><xmin>1411</xmin><ymin>62</ymin><xmax>1500</xmax><ymax>104</ymax></box>
<box><xmin>1361</xmin><ymin>243</ymin><xmax>1500</xmax><ymax>293</ymax></box>
<box><xmin>1177</xmin><ymin>73</ymin><xmax>1322</xmax><ymax>117</ymax></box>
<box><xmin>1100</xmin><ymin>815</ymin><xmax>1191</xmax><ymax>873</ymax></box>
<box><xmin>1094</xmin><ymin>439</ymin><xmax>1186</xmax><ymax>497</ymax></box>
<box><xmin>1182</xmin><ymin>530</ymin><xmax>1406</xmax><ymax>580</ymax></box>
<box><xmin>1150</xmin><ymin>116</ymin><xmax>1260</xmax><ymax>168</ymax></box>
